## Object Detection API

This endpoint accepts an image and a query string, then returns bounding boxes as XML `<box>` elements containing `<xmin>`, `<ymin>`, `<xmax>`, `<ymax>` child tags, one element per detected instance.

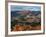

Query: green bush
<box><xmin>11</xmin><ymin>20</ymin><xmax>18</xmax><ymax>31</ymax></box>
<box><xmin>31</xmin><ymin>22</ymin><xmax>41</xmax><ymax>26</ymax></box>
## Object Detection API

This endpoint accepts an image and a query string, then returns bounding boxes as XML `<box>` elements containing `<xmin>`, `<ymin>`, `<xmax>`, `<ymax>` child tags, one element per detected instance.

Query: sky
<box><xmin>11</xmin><ymin>5</ymin><xmax>41</xmax><ymax>11</ymax></box>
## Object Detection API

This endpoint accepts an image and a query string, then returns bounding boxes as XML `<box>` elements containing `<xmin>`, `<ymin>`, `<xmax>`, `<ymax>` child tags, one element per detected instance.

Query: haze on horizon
<box><xmin>11</xmin><ymin>5</ymin><xmax>41</xmax><ymax>11</ymax></box>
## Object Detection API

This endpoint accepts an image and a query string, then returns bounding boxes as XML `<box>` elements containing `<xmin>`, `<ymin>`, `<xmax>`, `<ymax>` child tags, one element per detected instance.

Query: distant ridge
<box><xmin>11</xmin><ymin>10</ymin><xmax>41</xmax><ymax>17</ymax></box>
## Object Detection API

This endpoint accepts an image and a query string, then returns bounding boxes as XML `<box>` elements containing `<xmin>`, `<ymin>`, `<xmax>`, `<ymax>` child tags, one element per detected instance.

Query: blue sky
<box><xmin>11</xmin><ymin>5</ymin><xmax>41</xmax><ymax>11</ymax></box>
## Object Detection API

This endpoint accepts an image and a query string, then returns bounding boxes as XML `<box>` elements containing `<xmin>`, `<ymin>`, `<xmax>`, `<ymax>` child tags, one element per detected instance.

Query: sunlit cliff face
<box><xmin>25</xmin><ymin>15</ymin><xmax>40</xmax><ymax>23</ymax></box>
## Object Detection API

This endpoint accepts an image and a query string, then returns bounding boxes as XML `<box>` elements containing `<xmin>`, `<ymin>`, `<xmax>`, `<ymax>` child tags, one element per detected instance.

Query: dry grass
<box><xmin>12</xmin><ymin>25</ymin><xmax>41</xmax><ymax>31</ymax></box>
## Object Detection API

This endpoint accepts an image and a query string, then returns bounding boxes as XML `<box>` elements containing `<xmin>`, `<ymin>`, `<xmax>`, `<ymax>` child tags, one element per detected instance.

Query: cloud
<box><xmin>11</xmin><ymin>5</ymin><xmax>41</xmax><ymax>11</ymax></box>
